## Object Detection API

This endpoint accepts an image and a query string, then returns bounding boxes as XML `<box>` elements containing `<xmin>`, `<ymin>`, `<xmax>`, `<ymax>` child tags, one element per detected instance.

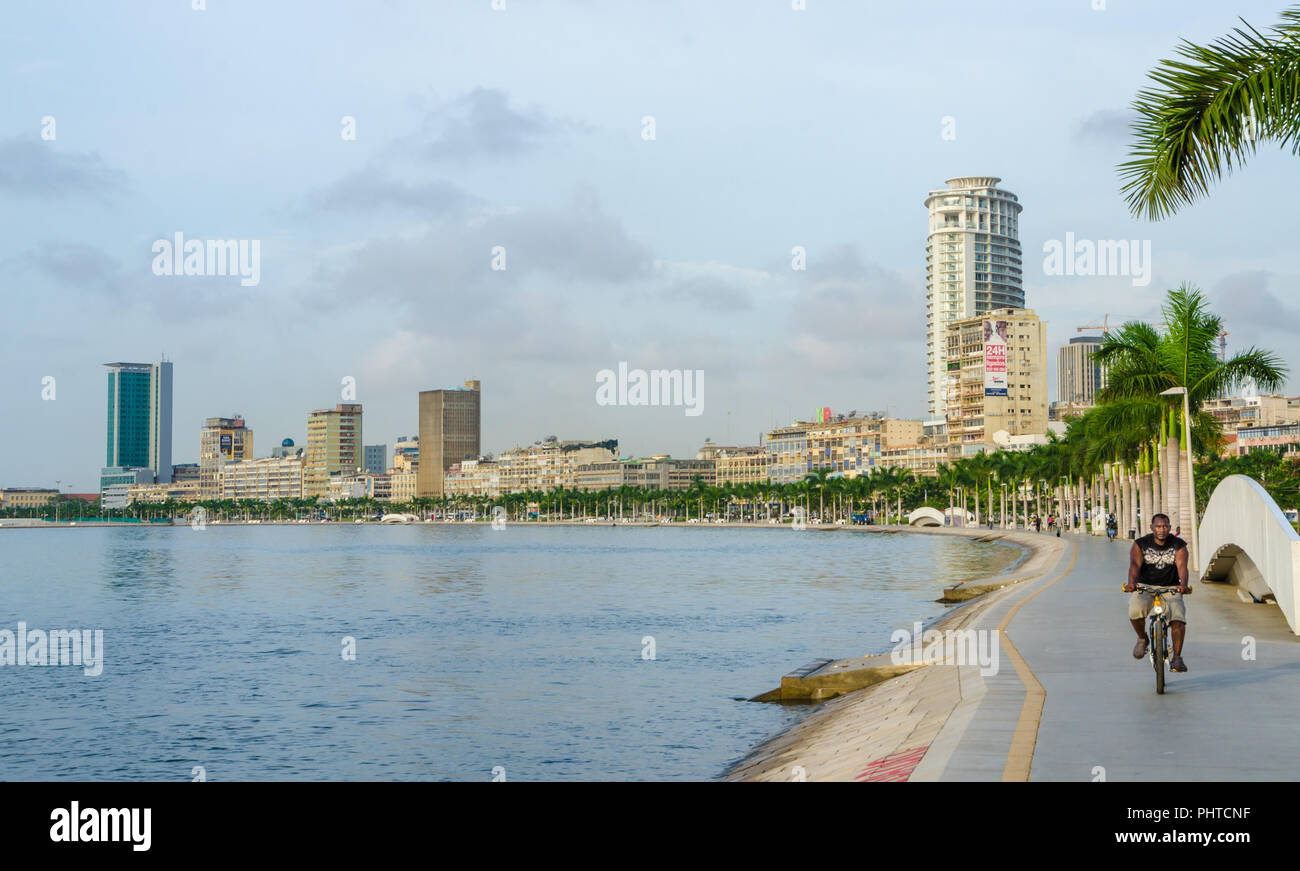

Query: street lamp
<box><xmin>1159</xmin><ymin>386</ymin><xmax>1199</xmax><ymax>574</ymax></box>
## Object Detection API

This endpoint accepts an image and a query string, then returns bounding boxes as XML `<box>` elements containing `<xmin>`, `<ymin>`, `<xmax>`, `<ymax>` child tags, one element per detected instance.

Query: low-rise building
<box><xmin>219</xmin><ymin>455</ymin><xmax>304</xmax><ymax>501</ymax></box>
<box><xmin>0</xmin><ymin>488</ymin><xmax>59</xmax><ymax>510</ymax></box>
<box><xmin>1235</xmin><ymin>423</ymin><xmax>1300</xmax><ymax>458</ymax></box>
<box><xmin>765</xmin><ymin>413</ymin><xmax>926</xmax><ymax>483</ymax></box>
<box><xmin>100</xmin><ymin>467</ymin><xmax>155</xmax><ymax>510</ymax></box>
<box><xmin>707</xmin><ymin>446</ymin><xmax>768</xmax><ymax>485</ymax></box>
<box><xmin>126</xmin><ymin>480</ymin><xmax>201</xmax><ymax>504</ymax></box>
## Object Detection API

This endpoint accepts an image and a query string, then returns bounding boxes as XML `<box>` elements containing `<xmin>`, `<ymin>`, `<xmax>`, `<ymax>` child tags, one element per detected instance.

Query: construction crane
<box><xmin>1217</xmin><ymin>329</ymin><xmax>1228</xmax><ymax>362</ymax></box>
<box><xmin>1076</xmin><ymin>314</ymin><xmax>1111</xmax><ymax>335</ymax></box>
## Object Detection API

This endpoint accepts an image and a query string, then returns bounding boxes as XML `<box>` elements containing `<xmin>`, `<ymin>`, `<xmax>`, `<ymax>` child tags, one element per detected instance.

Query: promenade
<box><xmin>726</xmin><ymin>528</ymin><xmax>1300</xmax><ymax>781</ymax></box>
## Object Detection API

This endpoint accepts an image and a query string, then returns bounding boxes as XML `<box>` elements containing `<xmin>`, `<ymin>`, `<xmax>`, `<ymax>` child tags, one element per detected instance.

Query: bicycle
<box><xmin>1123</xmin><ymin>582</ymin><xmax>1191</xmax><ymax>694</ymax></box>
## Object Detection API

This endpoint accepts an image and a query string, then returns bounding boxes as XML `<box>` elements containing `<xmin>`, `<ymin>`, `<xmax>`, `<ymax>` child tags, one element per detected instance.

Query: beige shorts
<box><xmin>1129</xmin><ymin>587</ymin><xmax>1187</xmax><ymax>623</ymax></box>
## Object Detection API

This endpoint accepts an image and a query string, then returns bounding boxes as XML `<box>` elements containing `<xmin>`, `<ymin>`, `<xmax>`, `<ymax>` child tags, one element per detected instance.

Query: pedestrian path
<box><xmin>726</xmin><ymin>528</ymin><xmax>1300</xmax><ymax>781</ymax></box>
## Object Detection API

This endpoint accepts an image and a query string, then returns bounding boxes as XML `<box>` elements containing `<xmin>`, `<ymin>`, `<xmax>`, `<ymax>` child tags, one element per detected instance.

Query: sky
<box><xmin>4</xmin><ymin>0</ymin><xmax>1300</xmax><ymax>492</ymax></box>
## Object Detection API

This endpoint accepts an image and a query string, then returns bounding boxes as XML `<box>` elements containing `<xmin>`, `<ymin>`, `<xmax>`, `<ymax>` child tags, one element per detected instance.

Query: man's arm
<box><xmin>1125</xmin><ymin>542</ymin><xmax>1142</xmax><ymax>591</ymax></box>
<box><xmin>1176</xmin><ymin>545</ymin><xmax>1190</xmax><ymax>593</ymax></box>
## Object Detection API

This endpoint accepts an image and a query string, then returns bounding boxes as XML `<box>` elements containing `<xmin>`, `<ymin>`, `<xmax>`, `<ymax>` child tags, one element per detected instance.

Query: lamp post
<box><xmin>1159</xmin><ymin>386</ymin><xmax>1199</xmax><ymax>574</ymax></box>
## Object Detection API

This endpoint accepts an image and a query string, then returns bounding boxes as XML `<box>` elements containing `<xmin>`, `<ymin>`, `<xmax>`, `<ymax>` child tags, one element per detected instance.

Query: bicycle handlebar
<box><xmin>1120</xmin><ymin>583</ymin><xmax>1192</xmax><ymax>594</ymax></box>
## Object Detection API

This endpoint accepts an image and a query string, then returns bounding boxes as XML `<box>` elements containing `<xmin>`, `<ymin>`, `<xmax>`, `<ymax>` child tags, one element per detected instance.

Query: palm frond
<box><xmin>1119</xmin><ymin>7</ymin><xmax>1300</xmax><ymax>220</ymax></box>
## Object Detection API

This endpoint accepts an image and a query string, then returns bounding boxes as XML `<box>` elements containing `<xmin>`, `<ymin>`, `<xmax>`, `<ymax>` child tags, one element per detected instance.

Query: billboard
<box><xmin>984</xmin><ymin>320</ymin><xmax>1008</xmax><ymax>397</ymax></box>
<box><xmin>220</xmin><ymin>433</ymin><xmax>233</xmax><ymax>458</ymax></box>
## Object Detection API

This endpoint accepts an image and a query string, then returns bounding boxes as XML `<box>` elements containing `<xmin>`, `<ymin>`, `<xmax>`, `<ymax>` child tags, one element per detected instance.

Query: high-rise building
<box><xmin>925</xmin><ymin>177</ymin><xmax>1023</xmax><ymax>421</ymax></box>
<box><xmin>199</xmin><ymin>416</ymin><xmax>253</xmax><ymax>498</ymax></box>
<box><xmin>417</xmin><ymin>380</ymin><xmax>481</xmax><ymax>496</ymax></box>
<box><xmin>363</xmin><ymin>444</ymin><xmax>387</xmax><ymax>475</ymax></box>
<box><xmin>1058</xmin><ymin>336</ymin><xmax>1106</xmax><ymax>408</ymax></box>
<box><xmin>304</xmin><ymin>404</ymin><xmax>363</xmax><ymax>498</ymax></box>
<box><xmin>104</xmin><ymin>360</ymin><xmax>173</xmax><ymax>482</ymax></box>
<box><xmin>944</xmin><ymin>308</ymin><xmax>1047</xmax><ymax>459</ymax></box>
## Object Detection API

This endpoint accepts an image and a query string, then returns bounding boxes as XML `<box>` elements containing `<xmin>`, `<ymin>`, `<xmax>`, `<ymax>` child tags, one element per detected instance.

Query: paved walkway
<box><xmin>726</xmin><ymin>528</ymin><xmax>1300</xmax><ymax>781</ymax></box>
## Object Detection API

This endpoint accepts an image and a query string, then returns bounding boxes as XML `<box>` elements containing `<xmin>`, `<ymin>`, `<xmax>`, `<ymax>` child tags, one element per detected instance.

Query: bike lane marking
<box><xmin>996</xmin><ymin>537</ymin><xmax>1080</xmax><ymax>781</ymax></box>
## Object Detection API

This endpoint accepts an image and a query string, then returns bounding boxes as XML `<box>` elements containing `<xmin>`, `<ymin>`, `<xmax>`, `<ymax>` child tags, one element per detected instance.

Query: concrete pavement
<box><xmin>725</xmin><ymin>527</ymin><xmax>1300</xmax><ymax>781</ymax></box>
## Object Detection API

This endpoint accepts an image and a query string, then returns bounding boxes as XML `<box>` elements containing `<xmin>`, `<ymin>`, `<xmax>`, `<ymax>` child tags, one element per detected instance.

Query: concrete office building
<box><xmin>944</xmin><ymin>308</ymin><xmax>1048</xmax><ymax>459</ymax></box>
<box><xmin>104</xmin><ymin>360</ymin><xmax>173</xmax><ymax>483</ymax></box>
<box><xmin>417</xmin><ymin>380</ymin><xmax>481</xmax><ymax>497</ymax></box>
<box><xmin>199</xmin><ymin>417</ymin><xmax>253</xmax><ymax>499</ymax></box>
<box><xmin>363</xmin><ymin>444</ymin><xmax>387</xmax><ymax>475</ymax></box>
<box><xmin>924</xmin><ymin>177</ymin><xmax>1024</xmax><ymax>420</ymax></box>
<box><xmin>304</xmin><ymin>404</ymin><xmax>363</xmax><ymax>499</ymax></box>
<box><xmin>1057</xmin><ymin>336</ymin><xmax>1106</xmax><ymax>408</ymax></box>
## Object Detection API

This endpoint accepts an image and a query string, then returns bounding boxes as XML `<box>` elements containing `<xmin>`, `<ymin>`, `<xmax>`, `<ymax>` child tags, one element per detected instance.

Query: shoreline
<box><xmin>721</xmin><ymin>525</ymin><xmax>1067</xmax><ymax>782</ymax></box>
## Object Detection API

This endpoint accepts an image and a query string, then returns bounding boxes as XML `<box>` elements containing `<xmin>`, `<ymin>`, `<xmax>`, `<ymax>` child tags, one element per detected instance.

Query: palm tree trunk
<box><xmin>1178</xmin><ymin>429</ymin><xmax>1192</xmax><ymax>539</ymax></box>
<box><xmin>1163</xmin><ymin>411</ymin><xmax>1179</xmax><ymax>524</ymax></box>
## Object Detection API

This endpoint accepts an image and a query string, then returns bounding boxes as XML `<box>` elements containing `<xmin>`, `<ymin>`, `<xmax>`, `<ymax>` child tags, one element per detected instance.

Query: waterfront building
<box><xmin>925</xmin><ymin>177</ymin><xmax>1024</xmax><ymax>420</ymax></box>
<box><xmin>126</xmin><ymin>480</ymin><xmax>200</xmax><ymax>505</ymax></box>
<box><xmin>442</xmin><ymin>439</ymin><xmax>619</xmax><ymax>497</ymax></box>
<box><xmin>99</xmin><ymin>467</ymin><xmax>154</xmax><ymax>509</ymax></box>
<box><xmin>220</xmin><ymin>455</ymin><xmax>304</xmax><ymax>501</ymax></box>
<box><xmin>765</xmin><ymin>414</ymin><xmax>925</xmax><ymax>484</ymax></box>
<box><xmin>104</xmin><ymin>360</ymin><xmax>173</xmax><ymax>482</ymax></box>
<box><xmin>393</xmin><ymin>436</ymin><xmax>418</xmax><ymax>469</ymax></box>
<box><xmin>0</xmin><ymin>488</ymin><xmax>59</xmax><ymax>510</ymax></box>
<box><xmin>327</xmin><ymin>474</ymin><xmax>367</xmax><ymax>501</ymax></box>
<box><xmin>269</xmin><ymin>438</ymin><xmax>300</xmax><ymax>459</ymax></box>
<box><xmin>1234</xmin><ymin>423</ymin><xmax>1300</xmax><ymax>458</ymax></box>
<box><xmin>363</xmin><ymin>444</ymin><xmax>387</xmax><ymax>475</ymax></box>
<box><xmin>171</xmin><ymin>463</ymin><xmax>200</xmax><ymax>484</ymax></box>
<box><xmin>706</xmin><ymin>446</ymin><xmax>768</xmax><ymax>486</ymax></box>
<box><xmin>1202</xmin><ymin>394</ymin><xmax>1300</xmax><ymax>433</ymax></box>
<box><xmin>199</xmin><ymin>417</ymin><xmax>253</xmax><ymax>499</ymax></box>
<box><xmin>304</xmin><ymin>404</ymin><xmax>363</xmax><ymax>499</ymax></box>
<box><xmin>444</xmin><ymin>459</ymin><xmax>501</xmax><ymax>498</ymax></box>
<box><xmin>572</xmin><ymin>457</ymin><xmax>715</xmax><ymax>492</ymax></box>
<box><xmin>877</xmin><ymin>443</ymin><xmax>948</xmax><ymax>477</ymax></box>
<box><xmin>417</xmin><ymin>381</ymin><xmax>481</xmax><ymax>497</ymax></box>
<box><xmin>943</xmin><ymin>307</ymin><xmax>1048</xmax><ymax>460</ymax></box>
<box><xmin>1057</xmin><ymin>336</ymin><xmax>1106</xmax><ymax>410</ymax></box>
<box><xmin>389</xmin><ymin>471</ymin><xmax>417</xmax><ymax>502</ymax></box>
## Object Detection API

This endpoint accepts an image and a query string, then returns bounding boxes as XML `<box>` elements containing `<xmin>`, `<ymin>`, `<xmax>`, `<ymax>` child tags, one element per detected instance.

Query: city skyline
<box><xmin>7</xmin><ymin>1</ymin><xmax>1300</xmax><ymax>493</ymax></box>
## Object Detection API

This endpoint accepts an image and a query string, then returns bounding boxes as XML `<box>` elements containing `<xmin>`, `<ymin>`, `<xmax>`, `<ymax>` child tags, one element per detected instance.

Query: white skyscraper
<box><xmin>924</xmin><ymin>177</ymin><xmax>1024</xmax><ymax>421</ymax></box>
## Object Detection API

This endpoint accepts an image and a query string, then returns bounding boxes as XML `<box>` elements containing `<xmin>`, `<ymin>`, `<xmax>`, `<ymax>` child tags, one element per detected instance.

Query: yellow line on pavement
<box><xmin>997</xmin><ymin>539</ymin><xmax>1079</xmax><ymax>782</ymax></box>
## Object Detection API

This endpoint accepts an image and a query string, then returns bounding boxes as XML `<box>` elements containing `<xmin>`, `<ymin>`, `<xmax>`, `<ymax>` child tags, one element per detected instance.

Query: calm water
<box><xmin>0</xmin><ymin>524</ymin><xmax>1020</xmax><ymax>781</ymax></box>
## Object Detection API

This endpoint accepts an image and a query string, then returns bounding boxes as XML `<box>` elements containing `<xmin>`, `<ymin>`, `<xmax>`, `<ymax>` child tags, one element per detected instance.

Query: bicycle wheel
<box><xmin>1152</xmin><ymin>619</ymin><xmax>1166</xmax><ymax>695</ymax></box>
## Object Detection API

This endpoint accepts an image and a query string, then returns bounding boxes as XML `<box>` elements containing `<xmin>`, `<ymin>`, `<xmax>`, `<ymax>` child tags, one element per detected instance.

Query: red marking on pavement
<box><xmin>854</xmin><ymin>745</ymin><xmax>929</xmax><ymax>782</ymax></box>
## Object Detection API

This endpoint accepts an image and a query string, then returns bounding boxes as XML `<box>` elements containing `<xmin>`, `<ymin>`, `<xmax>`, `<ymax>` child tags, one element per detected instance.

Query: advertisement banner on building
<box><xmin>220</xmin><ymin>433</ymin><xmax>233</xmax><ymax>458</ymax></box>
<box><xmin>984</xmin><ymin>320</ymin><xmax>1008</xmax><ymax>397</ymax></box>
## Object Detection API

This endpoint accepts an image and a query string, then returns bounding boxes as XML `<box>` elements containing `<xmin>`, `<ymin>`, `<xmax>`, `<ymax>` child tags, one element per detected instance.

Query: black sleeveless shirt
<box><xmin>1136</xmin><ymin>533</ymin><xmax>1186</xmax><ymax>586</ymax></box>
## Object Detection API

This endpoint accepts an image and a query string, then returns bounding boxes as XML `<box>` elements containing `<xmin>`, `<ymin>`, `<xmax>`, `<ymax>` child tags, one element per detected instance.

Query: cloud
<box><xmin>0</xmin><ymin>137</ymin><xmax>127</xmax><ymax>200</ymax></box>
<box><xmin>17</xmin><ymin>242</ymin><xmax>125</xmax><ymax>294</ymax></box>
<box><xmin>314</xmin><ymin>189</ymin><xmax>653</xmax><ymax>315</ymax></box>
<box><xmin>1210</xmin><ymin>270</ymin><xmax>1300</xmax><ymax>337</ymax></box>
<box><xmin>1076</xmin><ymin>109</ymin><xmax>1134</xmax><ymax>142</ymax></box>
<box><xmin>308</xmin><ymin>170</ymin><xmax>471</xmax><ymax>215</ymax></box>
<box><xmin>413</xmin><ymin>88</ymin><xmax>581</xmax><ymax>162</ymax></box>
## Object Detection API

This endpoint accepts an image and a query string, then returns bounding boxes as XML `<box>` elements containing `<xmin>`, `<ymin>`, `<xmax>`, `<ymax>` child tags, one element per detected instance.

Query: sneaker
<box><xmin>1170</xmin><ymin>655</ymin><xmax>1188</xmax><ymax>673</ymax></box>
<box><xmin>1132</xmin><ymin>637</ymin><xmax>1149</xmax><ymax>659</ymax></box>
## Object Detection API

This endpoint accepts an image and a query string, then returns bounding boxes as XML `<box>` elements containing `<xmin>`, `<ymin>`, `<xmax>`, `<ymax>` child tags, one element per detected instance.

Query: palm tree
<box><xmin>1093</xmin><ymin>285</ymin><xmax>1287</xmax><ymax>526</ymax></box>
<box><xmin>1121</xmin><ymin>7</ymin><xmax>1300</xmax><ymax>220</ymax></box>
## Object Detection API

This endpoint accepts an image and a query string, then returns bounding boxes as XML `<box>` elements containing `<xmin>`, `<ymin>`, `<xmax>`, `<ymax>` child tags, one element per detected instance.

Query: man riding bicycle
<box><xmin>1124</xmin><ymin>513</ymin><xmax>1190</xmax><ymax>672</ymax></box>
<box><xmin>1106</xmin><ymin>512</ymin><xmax>1118</xmax><ymax>541</ymax></box>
